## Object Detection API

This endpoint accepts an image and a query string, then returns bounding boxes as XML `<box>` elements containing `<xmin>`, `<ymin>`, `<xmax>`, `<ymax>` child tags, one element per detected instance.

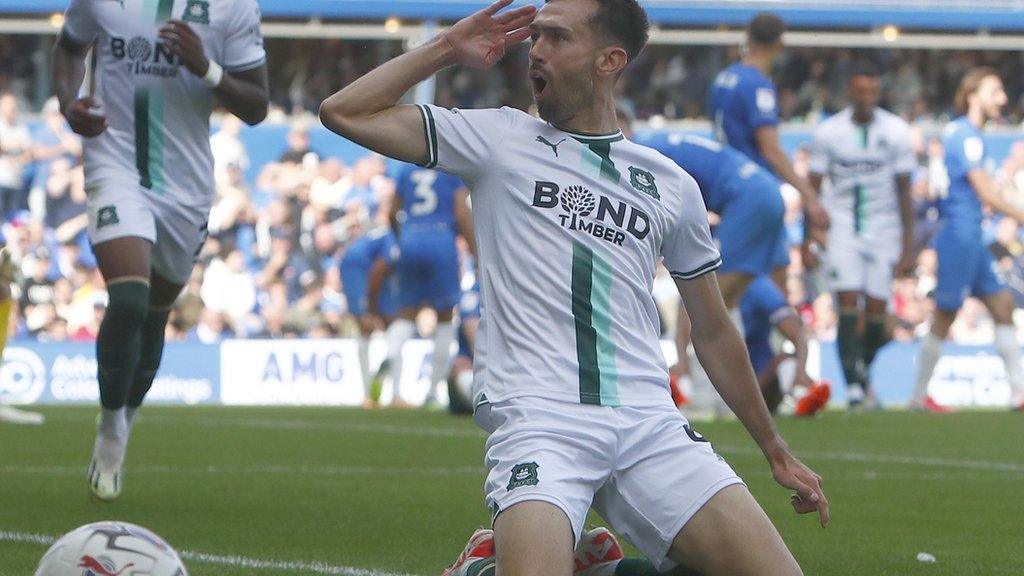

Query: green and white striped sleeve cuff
<box><xmin>416</xmin><ymin>104</ymin><xmax>438</xmax><ymax>169</ymax></box>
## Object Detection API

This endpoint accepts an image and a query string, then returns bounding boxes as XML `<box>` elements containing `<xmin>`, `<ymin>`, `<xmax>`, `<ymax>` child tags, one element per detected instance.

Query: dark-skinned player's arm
<box><xmin>968</xmin><ymin>167</ymin><xmax>1024</xmax><ymax>224</ymax></box>
<box><xmin>158</xmin><ymin>19</ymin><xmax>268</xmax><ymax>125</ymax></box>
<box><xmin>454</xmin><ymin>187</ymin><xmax>477</xmax><ymax>258</ymax></box>
<box><xmin>894</xmin><ymin>173</ymin><xmax>916</xmax><ymax>277</ymax></box>
<box><xmin>677</xmin><ymin>273</ymin><xmax>829</xmax><ymax>528</ymax></box>
<box><xmin>756</xmin><ymin>125</ymin><xmax>830</xmax><ymax>235</ymax></box>
<box><xmin>802</xmin><ymin>171</ymin><xmax>827</xmax><ymax>269</ymax></box>
<box><xmin>52</xmin><ymin>32</ymin><xmax>107</xmax><ymax>138</ymax></box>
<box><xmin>318</xmin><ymin>0</ymin><xmax>536</xmax><ymax>165</ymax></box>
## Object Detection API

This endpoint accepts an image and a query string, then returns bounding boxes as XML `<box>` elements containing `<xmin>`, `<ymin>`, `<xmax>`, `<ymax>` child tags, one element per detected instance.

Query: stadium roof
<box><xmin>4</xmin><ymin>1</ymin><xmax>1024</xmax><ymax>31</ymax></box>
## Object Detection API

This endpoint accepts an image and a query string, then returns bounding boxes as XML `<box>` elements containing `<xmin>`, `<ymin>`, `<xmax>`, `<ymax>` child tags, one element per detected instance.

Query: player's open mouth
<box><xmin>530</xmin><ymin>72</ymin><xmax>548</xmax><ymax>97</ymax></box>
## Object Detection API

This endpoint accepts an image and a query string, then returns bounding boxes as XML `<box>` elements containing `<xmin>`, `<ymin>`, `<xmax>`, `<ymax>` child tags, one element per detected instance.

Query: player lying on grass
<box><xmin>53</xmin><ymin>0</ymin><xmax>268</xmax><ymax>500</ymax></box>
<box><xmin>675</xmin><ymin>276</ymin><xmax>829</xmax><ymax>418</ymax></box>
<box><xmin>320</xmin><ymin>1</ymin><xmax>828</xmax><ymax>574</ymax></box>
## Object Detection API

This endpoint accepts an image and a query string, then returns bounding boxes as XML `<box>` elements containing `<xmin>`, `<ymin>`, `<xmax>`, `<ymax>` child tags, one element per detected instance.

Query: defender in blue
<box><xmin>640</xmin><ymin>132</ymin><xmax>785</xmax><ymax>309</ymax></box>
<box><xmin>913</xmin><ymin>68</ymin><xmax>1024</xmax><ymax>412</ymax></box>
<box><xmin>340</xmin><ymin>218</ymin><xmax>400</xmax><ymax>408</ymax></box>
<box><xmin>388</xmin><ymin>163</ymin><xmax>473</xmax><ymax>408</ymax></box>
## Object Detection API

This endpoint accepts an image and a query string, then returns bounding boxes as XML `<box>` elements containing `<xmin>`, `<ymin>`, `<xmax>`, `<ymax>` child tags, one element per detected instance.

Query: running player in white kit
<box><xmin>52</xmin><ymin>0</ymin><xmax>268</xmax><ymax>500</ymax></box>
<box><xmin>321</xmin><ymin>1</ymin><xmax>827</xmax><ymax>574</ymax></box>
<box><xmin>807</xmin><ymin>62</ymin><xmax>916</xmax><ymax>409</ymax></box>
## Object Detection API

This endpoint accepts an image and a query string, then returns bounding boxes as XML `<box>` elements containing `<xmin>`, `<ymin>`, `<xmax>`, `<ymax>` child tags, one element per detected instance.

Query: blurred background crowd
<box><xmin>3</xmin><ymin>40</ymin><xmax>1024</xmax><ymax>345</ymax></box>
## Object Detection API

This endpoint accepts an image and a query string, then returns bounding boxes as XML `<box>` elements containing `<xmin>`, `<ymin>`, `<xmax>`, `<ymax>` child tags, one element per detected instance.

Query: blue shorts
<box><xmin>397</xmin><ymin>231</ymin><xmax>461</xmax><ymax>311</ymax></box>
<box><xmin>933</xmin><ymin>226</ymin><xmax>1004</xmax><ymax>312</ymax></box>
<box><xmin>340</xmin><ymin>263</ymin><xmax>398</xmax><ymax>317</ymax></box>
<box><xmin>716</xmin><ymin>172</ymin><xmax>786</xmax><ymax>276</ymax></box>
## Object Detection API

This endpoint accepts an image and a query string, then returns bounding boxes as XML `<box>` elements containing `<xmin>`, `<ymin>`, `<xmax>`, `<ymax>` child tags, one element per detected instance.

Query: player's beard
<box><xmin>535</xmin><ymin>67</ymin><xmax>596</xmax><ymax>126</ymax></box>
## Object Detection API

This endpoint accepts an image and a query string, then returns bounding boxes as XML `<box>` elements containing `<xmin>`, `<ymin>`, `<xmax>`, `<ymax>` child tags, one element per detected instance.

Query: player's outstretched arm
<box><xmin>318</xmin><ymin>0</ymin><xmax>535</xmax><ymax>165</ymax></box>
<box><xmin>756</xmin><ymin>126</ymin><xmax>830</xmax><ymax>234</ymax></box>
<box><xmin>677</xmin><ymin>273</ymin><xmax>830</xmax><ymax>528</ymax></box>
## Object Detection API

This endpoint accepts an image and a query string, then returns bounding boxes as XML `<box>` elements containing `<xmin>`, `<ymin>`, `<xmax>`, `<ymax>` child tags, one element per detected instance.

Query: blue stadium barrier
<box><xmin>6</xmin><ymin>1</ymin><xmax>1023</xmax><ymax>31</ymax></box>
<box><xmin>1</xmin><ymin>339</ymin><xmax>1017</xmax><ymax>408</ymax></box>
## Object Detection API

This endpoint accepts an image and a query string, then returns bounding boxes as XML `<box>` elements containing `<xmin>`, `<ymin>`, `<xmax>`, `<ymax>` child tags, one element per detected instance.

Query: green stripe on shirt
<box><xmin>134</xmin><ymin>88</ymin><xmax>151</xmax><ymax>189</ymax></box>
<box><xmin>572</xmin><ymin>241</ymin><xmax>601</xmax><ymax>405</ymax></box>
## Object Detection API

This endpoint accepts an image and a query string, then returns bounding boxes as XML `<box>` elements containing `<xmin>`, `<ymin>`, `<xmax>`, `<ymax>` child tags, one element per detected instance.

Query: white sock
<box><xmin>386</xmin><ymin>319</ymin><xmax>416</xmax><ymax>399</ymax></box>
<box><xmin>358</xmin><ymin>335</ymin><xmax>372</xmax><ymax>396</ymax></box>
<box><xmin>428</xmin><ymin>322</ymin><xmax>455</xmax><ymax>402</ymax></box>
<box><xmin>777</xmin><ymin>357</ymin><xmax>797</xmax><ymax>396</ymax></box>
<box><xmin>913</xmin><ymin>333</ymin><xmax>943</xmax><ymax>402</ymax></box>
<box><xmin>98</xmin><ymin>407</ymin><xmax>127</xmax><ymax>439</ymax></box>
<box><xmin>728</xmin><ymin>306</ymin><xmax>746</xmax><ymax>337</ymax></box>
<box><xmin>994</xmin><ymin>324</ymin><xmax>1024</xmax><ymax>397</ymax></box>
<box><xmin>125</xmin><ymin>406</ymin><xmax>139</xmax><ymax>431</ymax></box>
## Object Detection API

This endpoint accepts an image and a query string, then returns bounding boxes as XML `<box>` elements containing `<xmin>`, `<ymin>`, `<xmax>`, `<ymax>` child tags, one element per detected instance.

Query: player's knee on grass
<box><xmin>667</xmin><ymin>485</ymin><xmax>802</xmax><ymax>576</ymax></box>
<box><xmin>97</xmin><ymin>280</ymin><xmax>150</xmax><ymax>409</ymax></box>
<box><xmin>494</xmin><ymin>500</ymin><xmax>575</xmax><ymax>576</ymax></box>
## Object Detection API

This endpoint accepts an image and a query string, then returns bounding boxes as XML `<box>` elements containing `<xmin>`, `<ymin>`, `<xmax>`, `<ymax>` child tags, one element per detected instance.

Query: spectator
<box><xmin>210</xmin><ymin>114</ymin><xmax>250</xmax><ymax>186</ymax></box>
<box><xmin>0</xmin><ymin>92</ymin><xmax>32</xmax><ymax>216</ymax></box>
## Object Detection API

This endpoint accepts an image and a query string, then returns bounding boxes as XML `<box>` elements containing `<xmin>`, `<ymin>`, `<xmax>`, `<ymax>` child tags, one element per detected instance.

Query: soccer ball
<box><xmin>35</xmin><ymin>521</ymin><xmax>187</xmax><ymax>576</ymax></box>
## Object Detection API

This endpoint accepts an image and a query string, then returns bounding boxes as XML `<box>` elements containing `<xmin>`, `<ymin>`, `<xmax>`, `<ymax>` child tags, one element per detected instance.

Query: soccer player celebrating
<box><xmin>387</xmin><ymin>164</ymin><xmax>473</xmax><ymax>408</ymax></box>
<box><xmin>709</xmin><ymin>13</ymin><xmax>829</xmax><ymax>288</ymax></box>
<box><xmin>913</xmin><ymin>68</ymin><xmax>1024</xmax><ymax>412</ymax></box>
<box><xmin>321</xmin><ymin>1</ymin><xmax>827</xmax><ymax>574</ymax></box>
<box><xmin>807</xmin><ymin>62</ymin><xmax>916</xmax><ymax>409</ymax></box>
<box><xmin>53</xmin><ymin>0</ymin><xmax>268</xmax><ymax>500</ymax></box>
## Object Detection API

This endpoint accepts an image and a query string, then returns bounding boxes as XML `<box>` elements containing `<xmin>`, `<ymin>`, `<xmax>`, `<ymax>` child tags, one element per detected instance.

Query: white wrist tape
<box><xmin>202</xmin><ymin>60</ymin><xmax>224</xmax><ymax>88</ymax></box>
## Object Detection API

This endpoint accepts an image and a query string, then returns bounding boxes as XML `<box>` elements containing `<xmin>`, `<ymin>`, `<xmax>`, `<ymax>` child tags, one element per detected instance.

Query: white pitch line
<box><xmin>0</xmin><ymin>530</ymin><xmax>416</xmax><ymax>576</ymax></box>
<box><xmin>0</xmin><ymin>464</ymin><xmax>485</xmax><ymax>477</ymax></box>
<box><xmin>144</xmin><ymin>416</ymin><xmax>488</xmax><ymax>439</ymax></box>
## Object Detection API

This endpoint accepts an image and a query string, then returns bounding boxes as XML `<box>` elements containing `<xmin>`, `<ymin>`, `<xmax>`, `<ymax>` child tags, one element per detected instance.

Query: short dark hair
<box><xmin>747</xmin><ymin>12</ymin><xmax>785</xmax><ymax>47</ymax></box>
<box><xmin>547</xmin><ymin>0</ymin><xmax>649</xmax><ymax>61</ymax></box>
<box><xmin>850</xmin><ymin>60</ymin><xmax>881</xmax><ymax>80</ymax></box>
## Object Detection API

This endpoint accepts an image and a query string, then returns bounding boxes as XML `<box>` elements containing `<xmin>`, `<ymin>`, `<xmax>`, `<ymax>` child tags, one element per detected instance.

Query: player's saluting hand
<box><xmin>441</xmin><ymin>0</ymin><xmax>537</xmax><ymax>69</ymax></box>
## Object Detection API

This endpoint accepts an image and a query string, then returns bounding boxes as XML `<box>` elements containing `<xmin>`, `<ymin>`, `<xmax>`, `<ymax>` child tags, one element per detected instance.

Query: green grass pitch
<box><xmin>1</xmin><ymin>406</ymin><xmax>1022</xmax><ymax>575</ymax></box>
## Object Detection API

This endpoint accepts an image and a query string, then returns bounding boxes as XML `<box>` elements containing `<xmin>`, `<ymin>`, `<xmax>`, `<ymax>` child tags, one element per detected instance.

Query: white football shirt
<box><xmin>62</xmin><ymin>0</ymin><xmax>265</xmax><ymax>205</ymax></box>
<box><xmin>808</xmin><ymin>107</ymin><xmax>916</xmax><ymax>236</ymax></box>
<box><xmin>418</xmin><ymin>105</ymin><xmax>720</xmax><ymax>408</ymax></box>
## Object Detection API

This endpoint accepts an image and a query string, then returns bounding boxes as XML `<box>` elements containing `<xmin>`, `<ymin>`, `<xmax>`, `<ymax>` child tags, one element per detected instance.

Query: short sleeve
<box><xmin>62</xmin><ymin>0</ymin><xmax>99</xmax><ymax>47</ymax></box>
<box><xmin>893</xmin><ymin>128</ymin><xmax>918</xmax><ymax>175</ymax></box>
<box><xmin>961</xmin><ymin>134</ymin><xmax>985</xmax><ymax>171</ymax></box>
<box><xmin>744</xmin><ymin>77</ymin><xmax>779</xmax><ymax>129</ymax></box>
<box><xmin>662</xmin><ymin>173</ymin><xmax>722</xmax><ymax>280</ymax></box>
<box><xmin>222</xmin><ymin>0</ymin><xmax>266</xmax><ymax>72</ymax></box>
<box><xmin>806</xmin><ymin>127</ymin><xmax>830</xmax><ymax>176</ymax></box>
<box><xmin>417</xmin><ymin>104</ymin><xmax>518</xmax><ymax>181</ymax></box>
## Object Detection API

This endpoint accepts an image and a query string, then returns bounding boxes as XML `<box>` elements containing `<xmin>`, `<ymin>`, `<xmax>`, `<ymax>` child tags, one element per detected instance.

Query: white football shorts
<box><xmin>824</xmin><ymin>227</ymin><xmax>900</xmax><ymax>301</ymax></box>
<box><xmin>86</xmin><ymin>176</ymin><xmax>210</xmax><ymax>285</ymax></box>
<box><xmin>475</xmin><ymin>396</ymin><xmax>743</xmax><ymax>571</ymax></box>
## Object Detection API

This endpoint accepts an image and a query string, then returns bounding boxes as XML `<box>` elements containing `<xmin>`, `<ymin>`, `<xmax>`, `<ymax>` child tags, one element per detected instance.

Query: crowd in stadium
<box><xmin>3</xmin><ymin>43</ymin><xmax>1024</xmax><ymax>345</ymax></box>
